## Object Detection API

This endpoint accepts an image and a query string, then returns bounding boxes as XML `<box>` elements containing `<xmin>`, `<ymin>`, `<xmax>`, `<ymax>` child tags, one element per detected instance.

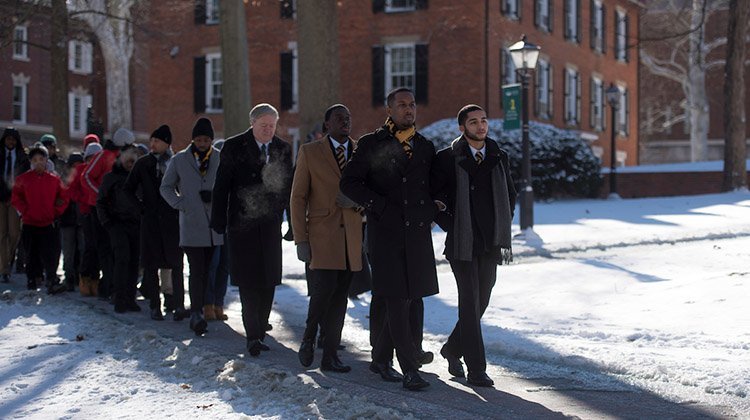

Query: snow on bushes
<box><xmin>420</xmin><ymin>118</ymin><xmax>603</xmax><ymax>199</ymax></box>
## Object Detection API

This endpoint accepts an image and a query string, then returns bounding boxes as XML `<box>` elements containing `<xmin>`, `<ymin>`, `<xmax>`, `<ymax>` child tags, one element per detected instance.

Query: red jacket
<box><xmin>82</xmin><ymin>149</ymin><xmax>117</xmax><ymax>203</ymax></box>
<box><xmin>11</xmin><ymin>170</ymin><xmax>69</xmax><ymax>227</ymax></box>
<box><xmin>68</xmin><ymin>163</ymin><xmax>96</xmax><ymax>214</ymax></box>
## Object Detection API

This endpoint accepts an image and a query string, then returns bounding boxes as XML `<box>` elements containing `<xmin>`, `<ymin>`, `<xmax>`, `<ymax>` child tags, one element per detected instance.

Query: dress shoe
<box><xmin>163</xmin><ymin>294</ymin><xmax>175</xmax><ymax>313</ymax></box>
<box><xmin>1</xmin><ymin>273</ymin><xmax>10</xmax><ymax>283</ymax></box>
<box><xmin>46</xmin><ymin>281</ymin><xmax>67</xmax><ymax>295</ymax></box>
<box><xmin>173</xmin><ymin>307</ymin><xmax>190</xmax><ymax>321</ymax></box>
<box><xmin>150</xmin><ymin>308</ymin><xmax>165</xmax><ymax>321</ymax></box>
<box><xmin>264</xmin><ymin>323</ymin><xmax>273</xmax><ymax>331</ymax></box>
<box><xmin>114</xmin><ymin>302</ymin><xmax>128</xmax><ymax>313</ymax></box>
<box><xmin>320</xmin><ymin>355</ymin><xmax>351</xmax><ymax>373</ymax></box>
<box><xmin>189</xmin><ymin>312</ymin><xmax>208</xmax><ymax>336</ymax></box>
<box><xmin>298</xmin><ymin>340</ymin><xmax>314</xmax><ymax>367</ymax></box>
<box><xmin>125</xmin><ymin>301</ymin><xmax>141</xmax><ymax>312</ymax></box>
<box><xmin>258</xmin><ymin>341</ymin><xmax>270</xmax><ymax>351</ymax></box>
<box><xmin>467</xmin><ymin>371</ymin><xmax>494</xmax><ymax>387</ymax></box>
<box><xmin>247</xmin><ymin>339</ymin><xmax>263</xmax><ymax>356</ymax></box>
<box><xmin>417</xmin><ymin>350</ymin><xmax>434</xmax><ymax>366</ymax></box>
<box><xmin>402</xmin><ymin>370</ymin><xmax>430</xmax><ymax>391</ymax></box>
<box><xmin>369</xmin><ymin>361</ymin><xmax>403</xmax><ymax>382</ymax></box>
<box><xmin>440</xmin><ymin>345</ymin><xmax>465</xmax><ymax>378</ymax></box>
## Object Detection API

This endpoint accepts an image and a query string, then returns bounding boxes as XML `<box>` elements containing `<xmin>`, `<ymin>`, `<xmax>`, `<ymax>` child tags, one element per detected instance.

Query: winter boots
<box><xmin>79</xmin><ymin>275</ymin><xmax>99</xmax><ymax>297</ymax></box>
<box><xmin>214</xmin><ymin>306</ymin><xmax>228</xmax><ymax>321</ymax></box>
<box><xmin>45</xmin><ymin>277</ymin><xmax>67</xmax><ymax>295</ymax></box>
<box><xmin>203</xmin><ymin>304</ymin><xmax>217</xmax><ymax>321</ymax></box>
<box><xmin>189</xmin><ymin>311</ymin><xmax>208</xmax><ymax>336</ymax></box>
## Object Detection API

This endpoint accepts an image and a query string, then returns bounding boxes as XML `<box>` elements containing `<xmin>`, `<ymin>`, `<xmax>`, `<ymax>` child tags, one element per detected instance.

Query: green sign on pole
<box><xmin>502</xmin><ymin>83</ymin><xmax>521</xmax><ymax>130</ymax></box>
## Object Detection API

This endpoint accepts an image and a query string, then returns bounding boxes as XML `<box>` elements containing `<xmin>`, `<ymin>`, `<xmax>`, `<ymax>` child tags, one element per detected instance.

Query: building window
<box><xmin>280</xmin><ymin>0</ymin><xmax>296</xmax><ymax>19</ymax></box>
<box><xmin>590</xmin><ymin>0</ymin><xmax>605</xmax><ymax>53</ymax></box>
<box><xmin>564</xmin><ymin>0</ymin><xmax>581</xmax><ymax>43</ymax></box>
<box><xmin>535</xmin><ymin>58</ymin><xmax>553</xmax><ymax>119</ymax></box>
<box><xmin>502</xmin><ymin>0</ymin><xmax>520</xmax><ymax>20</ymax></box>
<box><xmin>564</xmin><ymin>67</ymin><xmax>580</xmax><ymax>125</ymax></box>
<box><xmin>206</xmin><ymin>53</ymin><xmax>222</xmax><ymax>112</ymax></box>
<box><xmin>372</xmin><ymin>43</ymin><xmax>428</xmax><ymax>106</ymax></box>
<box><xmin>500</xmin><ymin>48</ymin><xmax>518</xmax><ymax>86</ymax></box>
<box><xmin>615</xmin><ymin>10</ymin><xmax>629</xmax><ymax>62</ymax></box>
<box><xmin>280</xmin><ymin>43</ymin><xmax>298</xmax><ymax>112</ymax></box>
<box><xmin>13</xmin><ymin>25</ymin><xmax>28</xmax><ymax>60</ymax></box>
<box><xmin>590</xmin><ymin>76</ymin><xmax>604</xmax><ymax>131</ymax></box>
<box><xmin>385</xmin><ymin>0</ymin><xmax>416</xmax><ymax>12</ymax></box>
<box><xmin>12</xmin><ymin>83</ymin><xmax>27</xmax><ymax>124</ymax></box>
<box><xmin>535</xmin><ymin>0</ymin><xmax>552</xmax><ymax>32</ymax></box>
<box><xmin>617</xmin><ymin>85</ymin><xmax>629</xmax><ymax>135</ymax></box>
<box><xmin>68</xmin><ymin>89</ymin><xmax>92</xmax><ymax>136</ymax></box>
<box><xmin>205</xmin><ymin>0</ymin><xmax>219</xmax><ymax>24</ymax></box>
<box><xmin>68</xmin><ymin>40</ymin><xmax>93</xmax><ymax>74</ymax></box>
<box><xmin>385</xmin><ymin>43</ymin><xmax>416</xmax><ymax>94</ymax></box>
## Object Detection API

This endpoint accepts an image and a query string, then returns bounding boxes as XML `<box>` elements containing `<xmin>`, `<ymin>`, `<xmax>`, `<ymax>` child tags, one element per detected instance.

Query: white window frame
<box><xmin>384</xmin><ymin>43</ymin><xmax>416</xmax><ymax>95</ymax></box>
<box><xmin>616</xmin><ymin>10</ymin><xmax>627</xmax><ymax>62</ymax></box>
<box><xmin>564</xmin><ymin>67</ymin><xmax>580</xmax><ymax>126</ymax></box>
<box><xmin>564</xmin><ymin>0</ymin><xmax>578</xmax><ymax>42</ymax></box>
<box><xmin>617</xmin><ymin>85</ymin><xmax>628</xmax><ymax>136</ymax></box>
<box><xmin>536</xmin><ymin>58</ymin><xmax>552</xmax><ymax>119</ymax></box>
<box><xmin>13</xmin><ymin>25</ymin><xmax>29</xmax><ymax>60</ymax></box>
<box><xmin>385</xmin><ymin>0</ymin><xmax>416</xmax><ymax>13</ymax></box>
<box><xmin>68</xmin><ymin>40</ymin><xmax>93</xmax><ymax>74</ymax></box>
<box><xmin>12</xmin><ymin>82</ymin><xmax>28</xmax><ymax>124</ymax></box>
<box><xmin>68</xmin><ymin>88</ymin><xmax>92</xmax><ymax>137</ymax></box>
<box><xmin>206</xmin><ymin>0</ymin><xmax>220</xmax><ymax>24</ymax></box>
<box><xmin>503</xmin><ymin>0</ymin><xmax>520</xmax><ymax>20</ymax></box>
<box><xmin>536</xmin><ymin>0</ymin><xmax>551</xmax><ymax>32</ymax></box>
<box><xmin>592</xmin><ymin>0</ymin><xmax>604</xmax><ymax>53</ymax></box>
<box><xmin>590</xmin><ymin>76</ymin><xmax>604</xmax><ymax>131</ymax></box>
<box><xmin>205</xmin><ymin>52</ymin><xmax>223</xmax><ymax>113</ymax></box>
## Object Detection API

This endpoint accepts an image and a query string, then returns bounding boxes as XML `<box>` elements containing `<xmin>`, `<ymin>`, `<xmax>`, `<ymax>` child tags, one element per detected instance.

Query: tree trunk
<box><xmin>722</xmin><ymin>0</ymin><xmax>748</xmax><ymax>191</ymax></box>
<box><xmin>100</xmin><ymin>38</ymin><xmax>133</xmax><ymax>131</ymax></box>
<box><xmin>687</xmin><ymin>0</ymin><xmax>709</xmax><ymax>162</ymax></box>
<box><xmin>50</xmin><ymin>0</ymin><xmax>69</xmax><ymax>144</ymax></box>
<box><xmin>219</xmin><ymin>0</ymin><xmax>251</xmax><ymax>138</ymax></box>
<box><xmin>297</xmin><ymin>0</ymin><xmax>340</xmax><ymax>140</ymax></box>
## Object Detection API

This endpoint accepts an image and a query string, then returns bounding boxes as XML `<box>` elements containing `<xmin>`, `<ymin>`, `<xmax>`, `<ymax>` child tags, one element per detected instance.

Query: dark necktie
<box><xmin>335</xmin><ymin>145</ymin><xmax>346</xmax><ymax>171</ymax></box>
<box><xmin>5</xmin><ymin>153</ymin><xmax>12</xmax><ymax>181</ymax></box>
<box><xmin>475</xmin><ymin>151</ymin><xmax>483</xmax><ymax>165</ymax></box>
<box><xmin>260</xmin><ymin>144</ymin><xmax>267</xmax><ymax>163</ymax></box>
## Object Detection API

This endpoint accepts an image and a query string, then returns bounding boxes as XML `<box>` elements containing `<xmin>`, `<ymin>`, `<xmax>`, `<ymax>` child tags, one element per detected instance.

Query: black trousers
<box><xmin>372</xmin><ymin>296</ymin><xmax>423</xmax><ymax>373</ymax></box>
<box><xmin>369</xmin><ymin>295</ymin><xmax>425</xmax><ymax>359</ymax></box>
<box><xmin>183</xmin><ymin>246</ymin><xmax>215</xmax><ymax>313</ymax></box>
<box><xmin>61</xmin><ymin>224</ymin><xmax>84</xmax><ymax>285</ymax></box>
<box><xmin>238</xmin><ymin>285</ymin><xmax>275</xmax><ymax>341</ymax></box>
<box><xmin>22</xmin><ymin>224</ymin><xmax>59</xmax><ymax>283</ymax></box>
<box><xmin>92</xmin><ymin>211</ymin><xmax>113</xmax><ymax>298</ymax></box>
<box><xmin>80</xmin><ymin>212</ymin><xmax>100</xmax><ymax>280</ymax></box>
<box><xmin>302</xmin><ymin>268</ymin><xmax>352</xmax><ymax>358</ymax></box>
<box><xmin>445</xmin><ymin>253</ymin><xmax>498</xmax><ymax>374</ymax></box>
<box><xmin>108</xmin><ymin>222</ymin><xmax>140</xmax><ymax>305</ymax></box>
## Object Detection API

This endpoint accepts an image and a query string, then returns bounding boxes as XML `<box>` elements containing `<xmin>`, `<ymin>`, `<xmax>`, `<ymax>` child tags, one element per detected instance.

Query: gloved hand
<box><xmin>296</xmin><ymin>242</ymin><xmax>311</xmax><ymax>263</ymax></box>
<box><xmin>336</xmin><ymin>191</ymin><xmax>359</xmax><ymax>209</ymax></box>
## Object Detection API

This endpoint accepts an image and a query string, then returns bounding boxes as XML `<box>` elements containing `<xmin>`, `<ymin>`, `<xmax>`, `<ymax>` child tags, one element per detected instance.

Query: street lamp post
<box><xmin>606</xmin><ymin>83</ymin><xmax>621</xmax><ymax>199</ymax></box>
<box><xmin>509</xmin><ymin>35</ymin><xmax>540</xmax><ymax>231</ymax></box>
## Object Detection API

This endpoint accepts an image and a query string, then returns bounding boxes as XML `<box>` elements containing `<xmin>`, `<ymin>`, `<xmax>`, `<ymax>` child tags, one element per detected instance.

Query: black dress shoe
<box><xmin>416</xmin><ymin>350</ymin><xmax>434</xmax><ymax>366</ymax></box>
<box><xmin>440</xmin><ymin>345</ymin><xmax>465</xmax><ymax>378</ymax></box>
<box><xmin>298</xmin><ymin>340</ymin><xmax>314</xmax><ymax>367</ymax></box>
<box><xmin>467</xmin><ymin>371</ymin><xmax>494</xmax><ymax>387</ymax></box>
<box><xmin>264</xmin><ymin>323</ymin><xmax>273</xmax><ymax>331</ymax></box>
<box><xmin>150</xmin><ymin>308</ymin><xmax>165</xmax><ymax>321</ymax></box>
<box><xmin>189</xmin><ymin>312</ymin><xmax>208</xmax><ymax>336</ymax></box>
<box><xmin>320</xmin><ymin>355</ymin><xmax>351</xmax><ymax>373</ymax></box>
<box><xmin>402</xmin><ymin>370</ymin><xmax>430</xmax><ymax>391</ymax></box>
<box><xmin>247</xmin><ymin>339</ymin><xmax>263</xmax><ymax>357</ymax></box>
<box><xmin>369</xmin><ymin>361</ymin><xmax>403</xmax><ymax>382</ymax></box>
<box><xmin>1</xmin><ymin>273</ymin><xmax>9</xmax><ymax>283</ymax></box>
<box><xmin>258</xmin><ymin>341</ymin><xmax>270</xmax><ymax>351</ymax></box>
<box><xmin>173</xmin><ymin>308</ymin><xmax>190</xmax><ymax>321</ymax></box>
<box><xmin>125</xmin><ymin>301</ymin><xmax>141</xmax><ymax>312</ymax></box>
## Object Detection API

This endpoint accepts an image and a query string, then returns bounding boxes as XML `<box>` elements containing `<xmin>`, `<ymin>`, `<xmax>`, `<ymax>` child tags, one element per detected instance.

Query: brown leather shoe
<box><xmin>203</xmin><ymin>304</ymin><xmax>217</xmax><ymax>321</ymax></box>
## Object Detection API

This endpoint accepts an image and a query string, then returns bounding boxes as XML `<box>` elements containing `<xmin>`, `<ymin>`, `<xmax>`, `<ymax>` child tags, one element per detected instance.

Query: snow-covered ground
<box><xmin>1</xmin><ymin>191</ymin><xmax>749</xmax><ymax>419</ymax></box>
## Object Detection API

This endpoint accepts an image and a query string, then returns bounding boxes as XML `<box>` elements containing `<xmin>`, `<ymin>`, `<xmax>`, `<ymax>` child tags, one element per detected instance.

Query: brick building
<box><xmin>139</xmin><ymin>0</ymin><xmax>642</xmax><ymax>167</ymax></box>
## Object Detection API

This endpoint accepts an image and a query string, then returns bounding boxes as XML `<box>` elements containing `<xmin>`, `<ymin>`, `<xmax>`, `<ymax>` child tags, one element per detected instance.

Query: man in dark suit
<box><xmin>210</xmin><ymin>103</ymin><xmax>293</xmax><ymax>356</ymax></box>
<box><xmin>340</xmin><ymin>88</ymin><xmax>438</xmax><ymax>391</ymax></box>
<box><xmin>431</xmin><ymin>104</ymin><xmax>516</xmax><ymax>387</ymax></box>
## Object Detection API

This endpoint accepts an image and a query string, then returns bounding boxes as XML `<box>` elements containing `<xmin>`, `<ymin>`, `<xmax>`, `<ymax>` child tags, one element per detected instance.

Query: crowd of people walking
<box><xmin>1</xmin><ymin>88</ymin><xmax>516</xmax><ymax>391</ymax></box>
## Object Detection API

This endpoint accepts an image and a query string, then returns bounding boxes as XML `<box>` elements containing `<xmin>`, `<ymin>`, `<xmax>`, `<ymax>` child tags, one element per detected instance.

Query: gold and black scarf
<box><xmin>191</xmin><ymin>143</ymin><xmax>212</xmax><ymax>176</ymax></box>
<box><xmin>384</xmin><ymin>117</ymin><xmax>415</xmax><ymax>159</ymax></box>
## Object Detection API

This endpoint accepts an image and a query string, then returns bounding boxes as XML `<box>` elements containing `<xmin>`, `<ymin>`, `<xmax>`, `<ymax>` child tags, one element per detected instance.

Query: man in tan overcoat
<box><xmin>291</xmin><ymin>104</ymin><xmax>362</xmax><ymax>373</ymax></box>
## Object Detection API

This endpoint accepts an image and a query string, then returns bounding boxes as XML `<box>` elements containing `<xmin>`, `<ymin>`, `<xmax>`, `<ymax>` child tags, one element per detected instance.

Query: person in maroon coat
<box><xmin>11</xmin><ymin>144</ymin><xmax>68</xmax><ymax>293</ymax></box>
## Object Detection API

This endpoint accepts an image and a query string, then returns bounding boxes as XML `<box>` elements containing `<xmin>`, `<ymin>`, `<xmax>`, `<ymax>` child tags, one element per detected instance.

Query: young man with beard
<box><xmin>161</xmin><ymin>118</ymin><xmax>223</xmax><ymax>336</ymax></box>
<box><xmin>291</xmin><ymin>104</ymin><xmax>362</xmax><ymax>373</ymax></box>
<box><xmin>124</xmin><ymin>125</ymin><xmax>186</xmax><ymax>321</ymax></box>
<box><xmin>340</xmin><ymin>88</ymin><xmax>438</xmax><ymax>390</ymax></box>
<box><xmin>210</xmin><ymin>104</ymin><xmax>293</xmax><ymax>356</ymax></box>
<box><xmin>431</xmin><ymin>104</ymin><xmax>516</xmax><ymax>387</ymax></box>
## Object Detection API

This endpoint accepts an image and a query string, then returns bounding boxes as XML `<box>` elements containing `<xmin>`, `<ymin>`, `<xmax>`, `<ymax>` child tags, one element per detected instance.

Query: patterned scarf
<box><xmin>190</xmin><ymin>143</ymin><xmax>212</xmax><ymax>176</ymax></box>
<box><xmin>384</xmin><ymin>117</ymin><xmax>415</xmax><ymax>159</ymax></box>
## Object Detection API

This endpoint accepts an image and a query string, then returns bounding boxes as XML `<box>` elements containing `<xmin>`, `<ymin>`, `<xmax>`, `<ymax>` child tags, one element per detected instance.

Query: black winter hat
<box><xmin>2</xmin><ymin>127</ymin><xmax>21</xmax><ymax>144</ymax></box>
<box><xmin>67</xmin><ymin>152</ymin><xmax>84</xmax><ymax>166</ymax></box>
<box><xmin>191</xmin><ymin>118</ymin><xmax>214</xmax><ymax>140</ymax></box>
<box><xmin>151</xmin><ymin>124</ymin><xmax>172</xmax><ymax>145</ymax></box>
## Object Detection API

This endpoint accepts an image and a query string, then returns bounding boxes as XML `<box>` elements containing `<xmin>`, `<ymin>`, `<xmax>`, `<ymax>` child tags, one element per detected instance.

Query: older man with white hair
<box><xmin>210</xmin><ymin>103</ymin><xmax>293</xmax><ymax>356</ymax></box>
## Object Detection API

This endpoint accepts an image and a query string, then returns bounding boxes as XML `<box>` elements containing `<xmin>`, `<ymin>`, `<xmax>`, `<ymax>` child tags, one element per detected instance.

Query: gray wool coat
<box><xmin>160</xmin><ymin>146</ymin><xmax>224</xmax><ymax>248</ymax></box>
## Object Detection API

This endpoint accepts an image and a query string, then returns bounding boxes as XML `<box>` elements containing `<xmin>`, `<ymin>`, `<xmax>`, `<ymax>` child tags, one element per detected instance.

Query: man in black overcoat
<box><xmin>210</xmin><ymin>103</ymin><xmax>293</xmax><ymax>356</ymax></box>
<box><xmin>124</xmin><ymin>125</ymin><xmax>185</xmax><ymax>321</ymax></box>
<box><xmin>431</xmin><ymin>104</ymin><xmax>516</xmax><ymax>388</ymax></box>
<box><xmin>340</xmin><ymin>88</ymin><xmax>438</xmax><ymax>391</ymax></box>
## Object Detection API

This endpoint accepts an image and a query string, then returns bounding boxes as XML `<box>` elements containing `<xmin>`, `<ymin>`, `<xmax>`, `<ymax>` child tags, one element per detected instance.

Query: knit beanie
<box><xmin>150</xmin><ymin>124</ymin><xmax>172</xmax><ymax>145</ymax></box>
<box><xmin>191</xmin><ymin>118</ymin><xmax>214</xmax><ymax>140</ymax></box>
<box><xmin>2</xmin><ymin>127</ymin><xmax>21</xmax><ymax>144</ymax></box>
<box><xmin>83</xmin><ymin>134</ymin><xmax>100</xmax><ymax>148</ymax></box>
<box><xmin>83</xmin><ymin>142</ymin><xmax>103</xmax><ymax>159</ymax></box>
<box><xmin>67</xmin><ymin>152</ymin><xmax>84</xmax><ymax>166</ymax></box>
<box><xmin>112</xmin><ymin>128</ymin><xmax>135</xmax><ymax>147</ymax></box>
<box><xmin>40</xmin><ymin>134</ymin><xmax>57</xmax><ymax>146</ymax></box>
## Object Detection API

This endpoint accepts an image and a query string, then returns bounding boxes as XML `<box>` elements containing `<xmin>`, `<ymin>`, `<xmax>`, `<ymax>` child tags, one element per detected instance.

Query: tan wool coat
<box><xmin>290</xmin><ymin>138</ymin><xmax>363</xmax><ymax>271</ymax></box>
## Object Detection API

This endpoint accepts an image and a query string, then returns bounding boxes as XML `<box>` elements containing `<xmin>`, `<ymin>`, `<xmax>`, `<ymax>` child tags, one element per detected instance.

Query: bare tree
<box><xmin>218</xmin><ymin>0</ymin><xmax>251</xmax><ymax>138</ymax></box>
<box><xmin>722</xmin><ymin>0</ymin><xmax>748</xmax><ymax>190</ymax></box>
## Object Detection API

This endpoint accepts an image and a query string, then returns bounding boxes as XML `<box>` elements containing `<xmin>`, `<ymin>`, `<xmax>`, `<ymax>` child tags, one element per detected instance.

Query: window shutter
<box><xmin>372</xmin><ymin>46</ymin><xmax>385</xmax><ymax>106</ymax></box>
<box><xmin>280</xmin><ymin>52</ymin><xmax>293</xmax><ymax>111</ymax></box>
<box><xmin>549</xmin><ymin>0</ymin><xmax>554</xmax><ymax>32</ymax></box>
<box><xmin>624</xmin><ymin>90</ymin><xmax>629</xmax><ymax>134</ymax></box>
<box><xmin>194</xmin><ymin>56</ymin><xmax>206</xmax><ymax>113</ymax></box>
<box><xmin>517</xmin><ymin>0</ymin><xmax>522</xmax><ymax>21</ymax></box>
<box><xmin>548</xmin><ymin>63</ymin><xmax>554</xmax><ymax>118</ymax></box>
<box><xmin>68</xmin><ymin>41</ymin><xmax>75</xmax><ymax>71</ymax></box>
<box><xmin>576</xmin><ymin>72</ymin><xmax>581</xmax><ymax>124</ymax></box>
<box><xmin>601</xmin><ymin>4</ymin><xmax>607</xmax><ymax>54</ymax></box>
<box><xmin>415</xmin><ymin>44</ymin><xmax>429</xmax><ymax>104</ymax></box>
<box><xmin>601</xmin><ymin>83</ymin><xmax>606</xmax><ymax>130</ymax></box>
<box><xmin>624</xmin><ymin>14</ymin><xmax>630</xmax><ymax>62</ymax></box>
<box><xmin>563</xmin><ymin>0</ymin><xmax>570</xmax><ymax>39</ymax></box>
<box><xmin>614</xmin><ymin>12</ymin><xmax>619</xmax><ymax>59</ymax></box>
<box><xmin>575</xmin><ymin>0</ymin><xmax>581</xmax><ymax>43</ymax></box>
<box><xmin>589</xmin><ymin>0</ymin><xmax>595</xmax><ymax>50</ymax></box>
<box><xmin>85</xmin><ymin>43</ymin><xmax>93</xmax><ymax>73</ymax></box>
<box><xmin>416</xmin><ymin>0</ymin><xmax>428</xmax><ymax>10</ymax></box>
<box><xmin>589</xmin><ymin>78</ymin><xmax>595</xmax><ymax>128</ymax></box>
<box><xmin>534</xmin><ymin>0</ymin><xmax>539</xmax><ymax>28</ymax></box>
<box><xmin>501</xmin><ymin>0</ymin><xmax>507</xmax><ymax>15</ymax></box>
<box><xmin>372</xmin><ymin>0</ymin><xmax>385</xmax><ymax>14</ymax></box>
<box><xmin>280</xmin><ymin>0</ymin><xmax>294</xmax><ymax>19</ymax></box>
<box><xmin>563</xmin><ymin>69</ymin><xmax>570</xmax><ymax>121</ymax></box>
<box><xmin>534</xmin><ymin>64</ymin><xmax>540</xmax><ymax>116</ymax></box>
<box><xmin>499</xmin><ymin>49</ymin><xmax>505</xmax><ymax>110</ymax></box>
<box><xmin>194</xmin><ymin>0</ymin><xmax>206</xmax><ymax>25</ymax></box>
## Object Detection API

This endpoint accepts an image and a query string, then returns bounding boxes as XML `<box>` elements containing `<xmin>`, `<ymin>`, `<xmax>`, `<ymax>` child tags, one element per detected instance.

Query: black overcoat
<box><xmin>123</xmin><ymin>153</ymin><xmax>181</xmax><ymax>269</ymax></box>
<box><xmin>0</xmin><ymin>147</ymin><xmax>29</xmax><ymax>202</ymax></box>
<box><xmin>340</xmin><ymin>126</ymin><xmax>439</xmax><ymax>299</ymax></box>
<box><xmin>210</xmin><ymin>129</ymin><xmax>292</xmax><ymax>289</ymax></box>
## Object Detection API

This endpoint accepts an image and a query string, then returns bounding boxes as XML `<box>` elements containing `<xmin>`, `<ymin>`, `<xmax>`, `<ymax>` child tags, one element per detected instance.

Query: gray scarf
<box><xmin>451</xmin><ymin>137</ymin><xmax>513</xmax><ymax>264</ymax></box>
